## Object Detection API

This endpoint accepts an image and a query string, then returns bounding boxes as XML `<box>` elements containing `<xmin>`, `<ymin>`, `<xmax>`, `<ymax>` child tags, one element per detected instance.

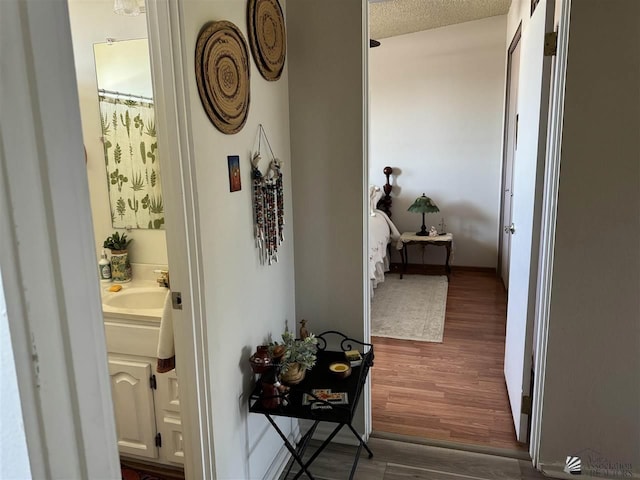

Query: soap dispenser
<box><xmin>99</xmin><ymin>249</ymin><xmax>112</xmax><ymax>282</ymax></box>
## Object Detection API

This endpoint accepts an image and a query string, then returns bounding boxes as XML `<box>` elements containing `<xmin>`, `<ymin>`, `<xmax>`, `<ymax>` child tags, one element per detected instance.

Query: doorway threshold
<box><xmin>370</xmin><ymin>430</ymin><xmax>531</xmax><ymax>461</ymax></box>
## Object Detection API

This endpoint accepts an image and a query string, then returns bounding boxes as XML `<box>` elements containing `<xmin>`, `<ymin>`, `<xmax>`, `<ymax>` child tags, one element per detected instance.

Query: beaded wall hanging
<box><xmin>251</xmin><ymin>125</ymin><xmax>284</xmax><ymax>265</ymax></box>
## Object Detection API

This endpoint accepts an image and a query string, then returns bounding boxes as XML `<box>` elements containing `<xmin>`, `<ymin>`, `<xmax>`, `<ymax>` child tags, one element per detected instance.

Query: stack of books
<box><xmin>344</xmin><ymin>349</ymin><xmax>362</xmax><ymax>367</ymax></box>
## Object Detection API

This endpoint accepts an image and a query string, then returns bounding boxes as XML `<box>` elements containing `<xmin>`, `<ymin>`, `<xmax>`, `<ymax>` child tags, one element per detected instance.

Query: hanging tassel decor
<box><xmin>251</xmin><ymin>125</ymin><xmax>285</xmax><ymax>265</ymax></box>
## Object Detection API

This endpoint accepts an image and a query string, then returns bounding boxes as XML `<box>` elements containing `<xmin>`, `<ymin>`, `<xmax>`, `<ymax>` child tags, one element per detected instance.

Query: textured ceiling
<box><xmin>370</xmin><ymin>0</ymin><xmax>512</xmax><ymax>39</ymax></box>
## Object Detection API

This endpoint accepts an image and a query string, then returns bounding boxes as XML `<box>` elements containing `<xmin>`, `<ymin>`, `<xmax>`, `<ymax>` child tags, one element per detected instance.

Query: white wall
<box><xmin>68</xmin><ymin>0</ymin><xmax>168</xmax><ymax>266</ymax></box>
<box><xmin>178</xmin><ymin>1</ymin><xmax>297</xmax><ymax>478</ymax></box>
<box><xmin>538</xmin><ymin>1</ymin><xmax>640</xmax><ymax>476</ymax></box>
<box><xmin>369</xmin><ymin>16</ymin><xmax>507</xmax><ymax>268</ymax></box>
<box><xmin>288</xmin><ymin>0</ymin><xmax>367</xmax><ymax>434</ymax></box>
<box><xmin>288</xmin><ymin>2</ymin><xmax>366</xmax><ymax>341</ymax></box>
<box><xmin>94</xmin><ymin>39</ymin><xmax>153</xmax><ymax>98</ymax></box>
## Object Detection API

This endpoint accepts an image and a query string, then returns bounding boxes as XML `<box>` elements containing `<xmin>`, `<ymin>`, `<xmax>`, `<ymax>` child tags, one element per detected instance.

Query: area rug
<box><xmin>371</xmin><ymin>275</ymin><xmax>448</xmax><ymax>342</ymax></box>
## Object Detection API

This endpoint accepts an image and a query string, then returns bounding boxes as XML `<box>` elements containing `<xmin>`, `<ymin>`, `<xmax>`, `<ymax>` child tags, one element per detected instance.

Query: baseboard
<box><xmin>263</xmin><ymin>422</ymin><xmax>301</xmax><ymax>480</ymax></box>
<box><xmin>540</xmin><ymin>461</ymin><xmax>640</xmax><ymax>479</ymax></box>
<box><xmin>389</xmin><ymin>263</ymin><xmax>497</xmax><ymax>275</ymax></box>
<box><xmin>371</xmin><ymin>431</ymin><xmax>530</xmax><ymax>461</ymax></box>
<box><xmin>451</xmin><ymin>265</ymin><xmax>497</xmax><ymax>273</ymax></box>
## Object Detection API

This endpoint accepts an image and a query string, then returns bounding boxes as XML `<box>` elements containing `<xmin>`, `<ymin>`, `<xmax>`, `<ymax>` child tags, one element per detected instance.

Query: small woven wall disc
<box><xmin>247</xmin><ymin>0</ymin><xmax>286</xmax><ymax>81</ymax></box>
<box><xmin>195</xmin><ymin>21</ymin><xmax>250</xmax><ymax>134</ymax></box>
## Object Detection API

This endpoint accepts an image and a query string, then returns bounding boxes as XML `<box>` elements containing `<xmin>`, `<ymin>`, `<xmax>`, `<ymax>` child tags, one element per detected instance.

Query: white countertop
<box><xmin>101</xmin><ymin>277</ymin><xmax>165</xmax><ymax>322</ymax></box>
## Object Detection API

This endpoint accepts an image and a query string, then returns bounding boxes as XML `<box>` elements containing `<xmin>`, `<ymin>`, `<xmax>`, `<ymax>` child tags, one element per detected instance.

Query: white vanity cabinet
<box><xmin>108</xmin><ymin>356</ymin><xmax>157</xmax><ymax>459</ymax></box>
<box><xmin>104</xmin><ymin>314</ymin><xmax>184</xmax><ymax>466</ymax></box>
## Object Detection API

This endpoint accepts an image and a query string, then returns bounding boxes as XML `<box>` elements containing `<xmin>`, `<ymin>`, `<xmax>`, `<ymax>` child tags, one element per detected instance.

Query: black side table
<box><xmin>248</xmin><ymin>331</ymin><xmax>374</xmax><ymax>480</ymax></box>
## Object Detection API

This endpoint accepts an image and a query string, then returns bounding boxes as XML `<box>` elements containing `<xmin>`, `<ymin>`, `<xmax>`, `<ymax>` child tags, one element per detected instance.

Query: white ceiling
<box><xmin>370</xmin><ymin>0</ymin><xmax>512</xmax><ymax>39</ymax></box>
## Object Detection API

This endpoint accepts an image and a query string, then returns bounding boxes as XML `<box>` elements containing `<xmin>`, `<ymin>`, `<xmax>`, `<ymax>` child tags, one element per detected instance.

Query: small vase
<box><xmin>249</xmin><ymin>346</ymin><xmax>273</xmax><ymax>374</ymax></box>
<box><xmin>110</xmin><ymin>250</ymin><xmax>132</xmax><ymax>283</ymax></box>
<box><xmin>281</xmin><ymin>362</ymin><xmax>306</xmax><ymax>385</ymax></box>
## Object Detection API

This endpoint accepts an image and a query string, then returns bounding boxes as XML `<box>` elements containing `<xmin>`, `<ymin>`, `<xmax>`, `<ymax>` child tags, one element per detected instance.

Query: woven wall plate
<box><xmin>247</xmin><ymin>0</ymin><xmax>286</xmax><ymax>81</ymax></box>
<box><xmin>195</xmin><ymin>21</ymin><xmax>250</xmax><ymax>134</ymax></box>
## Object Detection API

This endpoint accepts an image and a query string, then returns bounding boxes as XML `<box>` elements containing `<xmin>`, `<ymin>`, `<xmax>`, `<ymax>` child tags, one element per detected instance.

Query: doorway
<box><xmin>367</xmin><ymin>11</ymin><xmax>521</xmax><ymax>451</ymax></box>
<box><xmin>370</xmin><ymin>2</ymin><xmax>552</xmax><ymax>454</ymax></box>
<box><xmin>67</xmin><ymin>3</ymin><xmax>180</xmax><ymax>472</ymax></box>
<box><xmin>67</xmin><ymin>0</ymin><xmax>215</xmax><ymax>478</ymax></box>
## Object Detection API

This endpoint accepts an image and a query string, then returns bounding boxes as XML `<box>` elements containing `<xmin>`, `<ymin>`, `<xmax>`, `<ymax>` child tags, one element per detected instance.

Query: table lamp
<box><xmin>408</xmin><ymin>193</ymin><xmax>440</xmax><ymax>236</ymax></box>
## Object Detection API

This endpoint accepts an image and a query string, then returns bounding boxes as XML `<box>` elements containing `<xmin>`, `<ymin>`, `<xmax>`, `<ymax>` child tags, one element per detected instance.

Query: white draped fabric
<box><xmin>369</xmin><ymin>186</ymin><xmax>401</xmax><ymax>295</ymax></box>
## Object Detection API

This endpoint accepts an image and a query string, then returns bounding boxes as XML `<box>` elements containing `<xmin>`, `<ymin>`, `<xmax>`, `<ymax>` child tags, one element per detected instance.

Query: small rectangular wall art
<box><xmin>228</xmin><ymin>155</ymin><xmax>241</xmax><ymax>192</ymax></box>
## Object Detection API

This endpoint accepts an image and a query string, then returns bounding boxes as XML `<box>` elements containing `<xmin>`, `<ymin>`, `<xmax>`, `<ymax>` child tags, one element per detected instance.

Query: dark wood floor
<box><xmin>371</xmin><ymin>268</ymin><xmax>525</xmax><ymax>451</ymax></box>
<box><xmin>281</xmin><ymin>437</ymin><xmax>544</xmax><ymax>480</ymax></box>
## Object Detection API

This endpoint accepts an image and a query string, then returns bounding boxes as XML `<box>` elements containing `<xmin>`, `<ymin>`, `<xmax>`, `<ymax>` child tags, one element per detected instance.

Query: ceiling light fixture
<box><xmin>114</xmin><ymin>0</ymin><xmax>145</xmax><ymax>16</ymax></box>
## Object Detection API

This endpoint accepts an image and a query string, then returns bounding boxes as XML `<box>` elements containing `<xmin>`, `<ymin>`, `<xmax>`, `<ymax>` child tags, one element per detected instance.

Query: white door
<box><xmin>500</xmin><ymin>32</ymin><xmax>522</xmax><ymax>288</ymax></box>
<box><xmin>108</xmin><ymin>357</ymin><xmax>158</xmax><ymax>459</ymax></box>
<box><xmin>504</xmin><ymin>0</ymin><xmax>555</xmax><ymax>442</ymax></box>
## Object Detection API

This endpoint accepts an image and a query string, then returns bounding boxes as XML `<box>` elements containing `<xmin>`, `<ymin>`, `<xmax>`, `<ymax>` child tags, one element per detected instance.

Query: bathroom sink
<box><xmin>102</xmin><ymin>287</ymin><xmax>168</xmax><ymax>310</ymax></box>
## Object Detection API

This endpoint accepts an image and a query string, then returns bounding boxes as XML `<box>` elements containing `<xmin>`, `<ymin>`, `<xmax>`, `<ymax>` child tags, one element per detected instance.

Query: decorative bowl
<box><xmin>249</xmin><ymin>345</ymin><xmax>273</xmax><ymax>374</ymax></box>
<box><xmin>329</xmin><ymin>362</ymin><xmax>352</xmax><ymax>379</ymax></box>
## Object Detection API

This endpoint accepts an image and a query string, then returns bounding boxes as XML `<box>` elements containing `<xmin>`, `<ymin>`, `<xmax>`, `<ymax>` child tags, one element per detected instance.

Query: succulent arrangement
<box><xmin>271</xmin><ymin>330</ymin><xmax>318</xmax><ymax>374</ymax></box>
<box><xmin>103</xmin><ymin>231</ymin><xmax>133</xmax><ymax>251</ymax></box>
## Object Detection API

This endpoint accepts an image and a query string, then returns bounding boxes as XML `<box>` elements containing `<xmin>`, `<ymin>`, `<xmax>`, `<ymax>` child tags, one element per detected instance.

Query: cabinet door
<box><xmin>155</xmin><ymin>370</ymin><xmax>184</xmax><ymax>465</ymax></box>
<box><xmin>108</xmin><ymin>356</ymin><xmax>158</xmax><ymax>460</ymax></box>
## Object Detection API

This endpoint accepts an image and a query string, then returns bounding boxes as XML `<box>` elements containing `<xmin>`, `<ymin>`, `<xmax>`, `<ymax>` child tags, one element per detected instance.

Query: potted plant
<box><xmin>271</xmin><ymin>330</ymin><xmax>318</xmax><ymax>385</ymax></box>
<box><xmin>103</xmin><ymin>232</ymin><xmax>132</xmax><ymax>283</ymax></box>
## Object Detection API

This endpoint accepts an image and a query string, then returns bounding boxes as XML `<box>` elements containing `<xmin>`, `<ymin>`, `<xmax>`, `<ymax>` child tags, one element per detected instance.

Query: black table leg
<box><xmin>265</xmin><ymin>414</ymin><xmax>316</xmax><ymax>480</ymax></box>
<box><xmin>445</xmin><ymin>241</ymin><xmax>452</xmax><ymax>281</ymax></box>
<box><xmin>344</xmin><ymin>423</ymin><xmax>374</xmax><ymax>480</ymax></box>
<box><xmin>346</xmin><ymin>423</ymin><xmax>373</xmax><ymax>458</ymax></box>
<box><xmin>401</xmin><ymin>244</ymin><xmax>408</xmax><ymax>279</ymax></box>
<box><xmin>349</xmin><ymin>441</ymin><xmax>364</xmax><ymax>479</ymax></box>
<box><xmin>282</xmin><ymin>421</ymin><xmax>320</xmax><ymax>479</ymax></box>
<box><xmin>277</xmin><ymin>421</ymin><xmax>374</xmax><ymax>480</ymax></box>
<box><xmin>292</xmin><ymin>423</ymin><xmax>344</xmax><ymax>480</ymax></box>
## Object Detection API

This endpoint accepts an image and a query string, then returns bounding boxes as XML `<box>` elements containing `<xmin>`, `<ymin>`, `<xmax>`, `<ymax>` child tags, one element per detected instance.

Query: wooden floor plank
<box><xmin>281</xmin><ymin>443</ymin><xmax>386</xmax><ymax>480</ymax></box>
<box><xmin>279</xmin><ymin>438</ymin><xmax>544</xmax><ymax>480</ymax></box>
<box><xmin>371</xmin><ymin>270</ymin><xmax>525</xmax><ymax>451</ymax></box>
<box><xmin>384</xmin><ymin>464</ymin><xmax>477</xmax><ymax>480</ymax></box>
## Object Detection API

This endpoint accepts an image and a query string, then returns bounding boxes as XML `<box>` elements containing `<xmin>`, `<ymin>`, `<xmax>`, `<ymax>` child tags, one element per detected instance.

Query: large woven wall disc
<box><xmin>195</xmin><ymin>21</ymin><xmax>250</xmax><ymax>134</ymax></box>
<box><xmin>247</xmin><ymin>0</ymin><xmax>286</xmax><ymax>81</ymax></box>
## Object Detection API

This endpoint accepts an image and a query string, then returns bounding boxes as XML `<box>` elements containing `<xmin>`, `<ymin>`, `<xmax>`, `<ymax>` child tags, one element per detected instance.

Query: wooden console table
<box><xmin>249</xmin><ymin>331</ymin><xmax>374</xmax><ymax>480</ymax></box>
<box><xmin>399</xmin><ymin>232</ymin><xmax>453</xmax><ymax>279</ymax></box>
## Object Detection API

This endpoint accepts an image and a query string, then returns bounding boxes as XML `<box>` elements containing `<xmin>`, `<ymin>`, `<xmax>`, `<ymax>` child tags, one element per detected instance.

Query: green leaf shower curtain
<box><xmin>99</xmin><ymin>95</ymin><xmax>165</xmax><ymax>229</ymax></box>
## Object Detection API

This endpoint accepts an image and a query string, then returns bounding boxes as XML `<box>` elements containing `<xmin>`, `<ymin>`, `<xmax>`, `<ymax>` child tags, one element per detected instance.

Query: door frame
<box><xmin>363</xmin><ymin>0</ymin><xmax>571</xmax><ymax>469</ymax></box>
<box><xmin>497</xmin><ymin>23</ymin><xmax>522</xmax><ymax>287</ymax></box>
<box><xmin>529</xmin><ymin>0</ymin><xmax>571</xmax><ymax>466</ymax></box>
<box><xmin>146</xmin><ymin>2</ymin><xmax>215</xmax><ymax>478</ymax></box>
<box><xmin>503</xmin><ymin>0</ymin><xmax>556</xmax><ymax>443</ymax></box>
<box><xmin>0</xmin><ymin>1</ymin><xmax>120</xmax><ymax>477</ymax></box>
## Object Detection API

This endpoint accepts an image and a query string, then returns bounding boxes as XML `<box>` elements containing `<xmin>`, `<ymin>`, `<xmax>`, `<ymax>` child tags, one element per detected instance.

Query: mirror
<box><xmin>94</xmin><ymin>38</ymin><xmax>164</xmax><ymax>229</ymax></box>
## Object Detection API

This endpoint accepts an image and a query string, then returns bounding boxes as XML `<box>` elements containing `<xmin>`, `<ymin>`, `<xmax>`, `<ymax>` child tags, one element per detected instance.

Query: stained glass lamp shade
<box><xmin>407</xmin><ymin>193</ymin><xmax>440</xmax><ymax>236</ymax></box>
